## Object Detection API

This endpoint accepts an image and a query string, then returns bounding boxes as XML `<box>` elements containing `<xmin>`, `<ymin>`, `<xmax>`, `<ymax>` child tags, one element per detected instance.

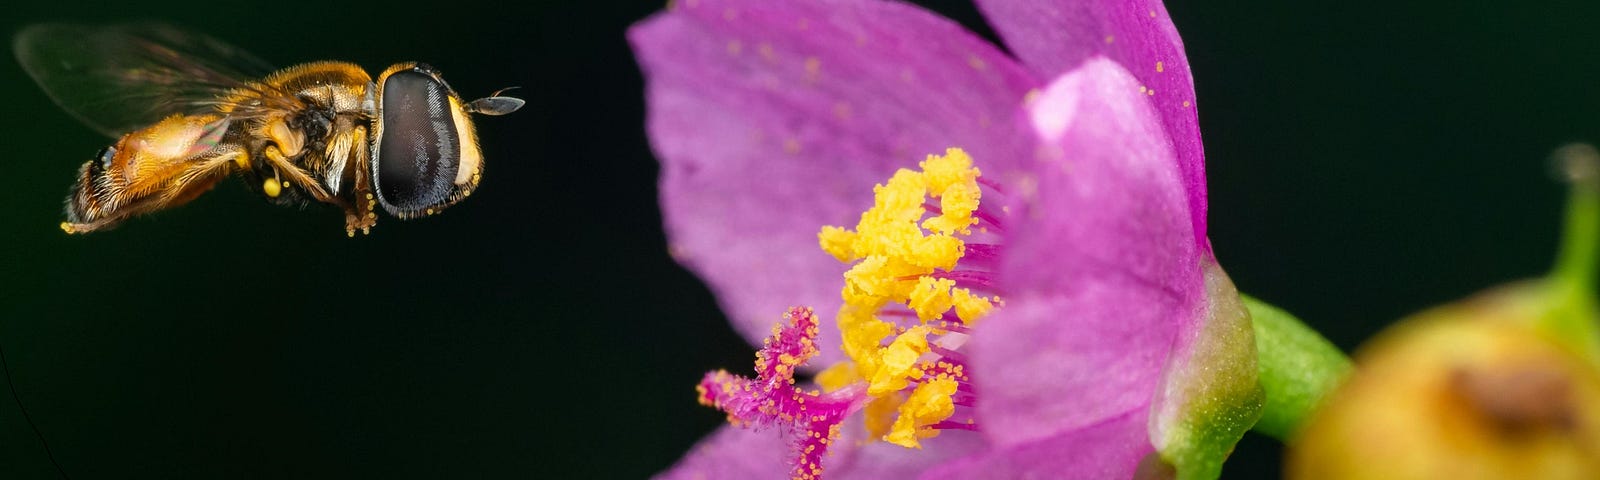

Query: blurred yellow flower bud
<box><xmin>1288</xmin><ymin>285</ymin><xmax>1600</xmax><ymax>480</ymax></box>
<box><xmin>1290</xmin><ymin>145</ymin><xmax>1600</xmax><ymax>480</ymax></box>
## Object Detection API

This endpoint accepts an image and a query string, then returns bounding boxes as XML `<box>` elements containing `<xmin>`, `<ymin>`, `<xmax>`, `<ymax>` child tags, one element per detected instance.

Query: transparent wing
<box><xmin>13</xmin><ymin>22</ymin><xmax>283</xmax><ymax>138</ymax></box>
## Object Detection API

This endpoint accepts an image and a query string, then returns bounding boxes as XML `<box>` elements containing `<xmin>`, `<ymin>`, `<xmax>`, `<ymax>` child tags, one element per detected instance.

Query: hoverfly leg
<box><xmin>262</xmin><ymin>144</ymin><xmax>334</xmax><ymax>202</ymax></box>
<box><xmin>155</xmin><ymin>147</ymin><xmax>247</xmax><ymax>206</ymax></box>
<box><xmin>340</xmin><ymin>125</ymin><xmax>377</xmax><ymax>237</ymax></box>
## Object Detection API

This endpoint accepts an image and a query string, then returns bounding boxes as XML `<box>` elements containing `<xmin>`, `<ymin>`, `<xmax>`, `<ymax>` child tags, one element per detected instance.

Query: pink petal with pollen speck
<box><xmin>631</xmin><ymin>0</ymin><xmax>1040</xmax><ymax>366</ymax></box>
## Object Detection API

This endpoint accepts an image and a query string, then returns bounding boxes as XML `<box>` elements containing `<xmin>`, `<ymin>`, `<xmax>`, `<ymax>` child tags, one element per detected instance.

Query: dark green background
<box><xmin>1</xmin><ymin>0</ymin><xmax>1593</xmax><ymax>478</ymax></box>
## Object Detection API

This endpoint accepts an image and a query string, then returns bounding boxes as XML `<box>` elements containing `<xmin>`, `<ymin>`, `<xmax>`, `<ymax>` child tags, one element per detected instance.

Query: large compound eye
<box><xmin>372</xmin><ymin>65</ymin><xmax>481</xmax><ymax>218</ymax></box>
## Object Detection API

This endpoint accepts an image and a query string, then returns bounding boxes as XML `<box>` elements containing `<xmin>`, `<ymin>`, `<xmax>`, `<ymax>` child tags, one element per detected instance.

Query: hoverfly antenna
<box><xmin>467</xmin><ymin>87</ymin><xmax>525</xmax><ymax>116</ymax></box>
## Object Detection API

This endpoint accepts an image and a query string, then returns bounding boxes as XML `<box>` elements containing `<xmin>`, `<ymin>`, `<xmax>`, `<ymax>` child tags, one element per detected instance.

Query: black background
<box><xmin>1</xmin><ymin>0</ymin><xmax>1595</xmax><ymax>478</ymax></box>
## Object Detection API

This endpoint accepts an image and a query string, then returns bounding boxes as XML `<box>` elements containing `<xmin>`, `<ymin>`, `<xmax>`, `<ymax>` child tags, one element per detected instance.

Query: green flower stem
<box><xmin>1543</xmin><ymin>144</ymin><xmax>1600</xmax><ymax>364</ymax></box>
<box><xmin>1241</xmin><ymin>296</ymin><xmax>1351</xmax><ymax>440</ymax></box>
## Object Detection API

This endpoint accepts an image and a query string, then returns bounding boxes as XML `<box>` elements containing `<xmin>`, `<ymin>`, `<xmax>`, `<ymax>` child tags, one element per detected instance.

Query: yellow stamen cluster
<box><xmin>885</xmin><ymin>378</ymin><xmax>958</xmax><ymax>448</ymax></box>
<box><xmin>815</xmin><ymin>148</ymin><xmax>997</xmax><ymax>448</ymax></box>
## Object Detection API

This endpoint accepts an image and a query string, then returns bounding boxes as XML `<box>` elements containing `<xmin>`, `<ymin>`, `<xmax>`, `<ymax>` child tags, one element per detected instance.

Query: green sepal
<box><xmin>1149</xmin><ymin>260</ymin><xmax>1265</xmax><ymax>480</ymax></box>
<box><xmin>1243</xmin><ymin>296</ymin><xmax>1351</xmax><ymax>440</ymax></box>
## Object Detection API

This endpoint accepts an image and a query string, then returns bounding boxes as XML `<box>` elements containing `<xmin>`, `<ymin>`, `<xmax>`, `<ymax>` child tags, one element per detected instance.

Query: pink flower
<box><xmin>631</xmin><ymin>0</ymin><xmax>1260</xmax><ymax>478</ymax></box>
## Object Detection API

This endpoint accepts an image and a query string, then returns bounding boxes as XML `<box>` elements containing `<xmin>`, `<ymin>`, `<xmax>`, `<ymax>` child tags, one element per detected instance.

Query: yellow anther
<box><xmin>908</xmin><ymin>277</ymin><xmax>956</xmax><ymax>321</ymax></box>
<box><xmin>884</xmin><ymin>378</ymin><xmax>958</xmax><ymax>448</ymax></box>
<box><xmin>919</xmin><ymin>148</ymin><xmax>977</xmax><ymax>196</ymax></box>
<box><xmin>952</xmin><ymin>288</ymin><xmax>994</xmax><ymax>325</ymax></box>
<box><xmin>838</xmin><ymin>306</ymin><xmax>892</xmax><ymax>379</ymax></box>
<box><xmin>818</xmin><ymin>226</ymin><xmax>859</xmax><ymax>262</ymax></box>
<box><xmin>924</xmin><ymin>181</ymin><xmax>980</xmax><ymax>235</ymax></box>
<box><xmin>868</xmin><ymin>326</ymin><xmax>931</xmax><ymax>395</ymax></box>
<box><xmin>841</xmin><ymin>256</ymin><xmax>921</xmax><ymax>306</ymax></box>
<box><xmin>863</xmin><ymin>391</ymin><xmax>906</xmax><ymax>440</ymax></box>
<box><xmin>262</xmin><ymin>178</ymin><xmax>282</xmax><ymax>198</ymax></box>
<box><xmin>907</xmin><ymin>234</ymin><xmax>963</xmax><ymax>270</ymax></box>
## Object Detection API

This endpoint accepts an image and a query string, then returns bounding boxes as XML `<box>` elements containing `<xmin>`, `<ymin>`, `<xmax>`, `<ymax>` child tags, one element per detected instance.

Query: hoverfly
<box><xmin>14</xmin><ymin>23</ymin><xmax>524</xmax><ymax>236</ymax></box>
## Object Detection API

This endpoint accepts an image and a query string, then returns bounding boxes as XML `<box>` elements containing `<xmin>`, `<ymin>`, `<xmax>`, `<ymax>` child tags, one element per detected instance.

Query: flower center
<box><xmin>695</xmin><ymin>148</ymin><xmax>1004</xmax><ymax>480</ymax></box>
<box><xmin>815</xmin><ymin>147</ymin><xmax>999</xmax><ymax>446</ymax></box>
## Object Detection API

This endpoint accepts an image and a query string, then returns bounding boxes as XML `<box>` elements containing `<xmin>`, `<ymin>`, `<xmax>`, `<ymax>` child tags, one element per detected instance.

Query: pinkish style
<box><xmin>631</xmin><ymin>0</ymin><xmax>1261</xmax><ymax>478</ymax></box>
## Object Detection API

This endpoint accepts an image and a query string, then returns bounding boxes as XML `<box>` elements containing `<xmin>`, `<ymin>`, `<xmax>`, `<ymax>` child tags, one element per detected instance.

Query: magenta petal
<box><xmin>921</xmin><ymin>407</ymin><xmax>1152</xmax><ymax>480</ymax></box>
<box><xmin>656</xmin><ymin>423</ymin><xmax>988</xmax><ymax>480</ymax></box>
<box><xmin>975</xmin><ymin>0</ymin><xmax>1208</xmax><ymax>243</ymax></box>
<box><xmin>630</xmin><ymin>0</ymin><xmax>1039</xmax><ymax>363</ymax></box>
<box><xmin>969</xmin><ymin>288</ymin><xmax>1180</xmax><ymax>445</ymax></box>
<box><xmin>973</xmin><ymin>58</ymin><xmax>1198</xmax><ymax>445</ymax></box>
<box><xmin>829</xmin><ymin>428</ymin><xmax>988</xmax><ymax>480</ymax></box>
<box><xmin>655</xmin><ymin>426</ymin><xmax>789</xmax><ymax>480</ymax></box>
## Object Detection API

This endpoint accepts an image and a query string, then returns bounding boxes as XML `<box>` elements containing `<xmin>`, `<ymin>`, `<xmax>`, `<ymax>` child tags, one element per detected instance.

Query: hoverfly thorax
<box><xmin>16</xmin><ymin>23</ymin><xmax>523</xmax><ymax>235</ymax></box>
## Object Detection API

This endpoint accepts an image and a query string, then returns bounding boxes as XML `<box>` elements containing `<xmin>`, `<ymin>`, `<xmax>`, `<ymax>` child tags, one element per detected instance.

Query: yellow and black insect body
<box><xmin>15</xmin><ymin>23</ymin><xmax>523</xmax><ymax>235</ymax></box>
